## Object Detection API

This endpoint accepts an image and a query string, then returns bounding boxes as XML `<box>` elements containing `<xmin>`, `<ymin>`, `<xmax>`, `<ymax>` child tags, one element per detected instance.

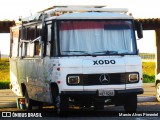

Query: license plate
<box><xmin>98</xmin><ymin>90</ymin><xmax>115</xmax><ymax>96</ymax></box>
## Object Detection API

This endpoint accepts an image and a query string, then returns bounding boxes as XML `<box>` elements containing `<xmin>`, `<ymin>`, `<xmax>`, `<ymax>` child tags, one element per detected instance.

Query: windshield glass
<box><xmin>59</xmin><ymin>20</ymin><xmax>136</xmax><ymax>56</ymax></box>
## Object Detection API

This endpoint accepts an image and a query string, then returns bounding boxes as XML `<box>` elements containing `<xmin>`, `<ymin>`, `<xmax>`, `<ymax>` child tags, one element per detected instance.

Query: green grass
<box><xmin>0</xmin><ymin>58</ymin><xmax>10</xmax><ymax>89</ymax></box>
<box><xmin>0</xmin><ymin>81</ymin><xmax>10</xmax><ymax>89</ymax></box>
<box><xmin>142</xmin><ymin>62</ymin><xmax>155</xmax><ymax>83</ymax></box>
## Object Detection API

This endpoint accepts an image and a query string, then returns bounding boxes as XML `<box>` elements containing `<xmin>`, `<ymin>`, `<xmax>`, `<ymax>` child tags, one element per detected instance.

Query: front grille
<box><xmin>82</xmin><ymin>73</ymin><xmax>127</xmax><ymax>85</ymax></box>
<box><xmin>67</xmin><ymin>73</ymin><xmax>139</xmax><ymax>86</ymax></box>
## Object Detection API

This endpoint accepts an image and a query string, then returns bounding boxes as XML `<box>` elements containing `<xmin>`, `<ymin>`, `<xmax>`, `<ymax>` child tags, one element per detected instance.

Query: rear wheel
<box><xmin>24</xmin><ymin>89</ymin><xmax>33</xmax><ymax>110</ymax></box>
<box><xmin>123</xmin><ymin>94</ymin><xmax>137</xmax><ymax>113</ymax></box>
<box><xmin>156</xmin><ymin>83</ymin><xmax>160</xmax><ymax>101</ymax></box>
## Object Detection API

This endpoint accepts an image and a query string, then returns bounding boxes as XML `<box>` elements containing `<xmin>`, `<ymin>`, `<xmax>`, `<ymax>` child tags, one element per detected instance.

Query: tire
<box><xmin>34</xmin><ymin>101</ymin><xmax>43</xmax><ymax>110</ymax></box>
<box><xmin>37</xmin><ymin>102</ymin><xmax>43</xmax><ymax>109</ymax></box>
<box><xmin>24</xmin><ymin>89</ymin><xmax>33</xmax><ymax>110</ymax></box>
<box><xmin>156</xmin><ymin>83</ymin><xmax>160</xmax><ymax>102</ymax></box>
<box><xmin>51</xmin><ymin>85</ymin><xmax>58</xmax><ymax>106</ymax></box>
<box><xmin>55</xmin><ymin>95</ymin><xmax>69</xmax><ymax>115</ymax></box>
<box><xmin>51</xmin><ymin>85</ymin><xmax>69</xmax><ymax>115</ymax></box>
<box><xmin>123</xmin><ymin>94</ymin><xmax>137</xmax><ymax>113</ymax></box>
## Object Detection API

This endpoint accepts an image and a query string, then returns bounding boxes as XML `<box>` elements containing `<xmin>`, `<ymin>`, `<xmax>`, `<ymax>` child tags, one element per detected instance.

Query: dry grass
<box><xmin>142</xmin><ymin>62</ymin><xmax>155</xmax><ymax>76</ymax></box>
<box><xmin>0</xmin><ymin>58</ymin><xmax>10</xmax><ymax>82</ymax></box>
<box><xmin>142</xmin><ymin>62</ymin><xmax>155</xmax><ymax>83</ymax></box>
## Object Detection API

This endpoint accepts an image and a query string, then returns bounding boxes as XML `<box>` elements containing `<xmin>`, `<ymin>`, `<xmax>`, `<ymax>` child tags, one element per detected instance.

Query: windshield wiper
<box><xmin>62</xmin><ymin>51</ymin><xmax>90</xmax><ymax>55</ymax></box>
<box><xmin>63</xmin><ymin>51</ymin><xmax>87</xmax><ymax>53</ymax></box>
<box><xmin>92</xmin><ymin>51</ymin><xmax>118</xmax><ymax>55</ymax></box>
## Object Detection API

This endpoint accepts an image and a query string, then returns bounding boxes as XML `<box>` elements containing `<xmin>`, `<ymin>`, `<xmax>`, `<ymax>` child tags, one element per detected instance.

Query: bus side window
<box><xmin>35</xmin><ymin>41</ymin><xmax>41</xmax><ymax>56</ymax></box>
<box><xmin>27</xmin><ymin>27</ymin><xmax>34</xmax><ymax>57</ymax></box>
<box><xmin>34</xmin><ymin>24</ymin><xmax>42</xmax><ymax>56</ymax></box>
<box><xmin>52</xmin><ymin>21</ymin><xmax>58</xmax><ymax>57</ymax></box>
<box><xmin>46</xmin><ymin>24</ymin><xmax>51</xmax><ymax>56</ymax></box>
<box><xmin>22</xmin><ymin>42</ymin><xmax>28</xmax><ymax>57</ymax></box>
<box><xmin>20</xmin><ymin>24</ymin><xmax>42</xmax><ymax>58</ymax></box>
<box><xmin>18</xmin><ymin>29</ymin><xmax>22</xmax><ymax>58</ymax></box>
<box><xmin>21</xmin><ymin>27</ymin><xmax>28</xmax><ymax>57</ymax></box>
<box><xmin>11</xmin><ymin>29</ymin><xmax>19</xmax><ymax>57</ymax></box>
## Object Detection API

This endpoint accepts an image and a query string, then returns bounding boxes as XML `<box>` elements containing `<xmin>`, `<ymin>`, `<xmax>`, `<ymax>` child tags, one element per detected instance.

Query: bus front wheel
<box><xmin>55</xmin><ymin>95</ymin><xmax>68</xmax><ymax>115</ymax></box>
<box><xmin>123</xmin><ymin>94</ymin><xmax>137</xmax><ymax>113</ymax></box>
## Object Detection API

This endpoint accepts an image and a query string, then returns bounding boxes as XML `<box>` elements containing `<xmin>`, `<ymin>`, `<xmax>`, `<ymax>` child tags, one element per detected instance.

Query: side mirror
<box><xmin>136</xmin><ymin>22</ymin><xmax>143</xmax><ymax>39</ymax></box>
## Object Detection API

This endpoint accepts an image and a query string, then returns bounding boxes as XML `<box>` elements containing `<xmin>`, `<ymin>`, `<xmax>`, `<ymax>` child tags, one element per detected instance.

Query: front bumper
<box><xmin>61</xmin><ymin>88</ymin><xmax>143</xmax><ymax>106</ymax></box>
<box><xmin>61</xmin><ymin>88</ymin><xmax>143</xmax><ymax>96</ymax></box>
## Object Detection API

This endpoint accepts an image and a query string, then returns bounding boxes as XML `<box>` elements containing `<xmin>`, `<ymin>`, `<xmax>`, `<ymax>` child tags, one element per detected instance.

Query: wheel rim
<box><xmin>55</xmin><ymin>95</ymin><xmax>61</xmax><ymax>114</ymax></box>
<box><xmin>25</xmin><ymin>91</ymin><xmax>29</xmax><ymax>108</ymax></box>
<box><xmin>25</xmin><ymin>97</ymin><xmax>29</xmax><ymax>108</ymax></box>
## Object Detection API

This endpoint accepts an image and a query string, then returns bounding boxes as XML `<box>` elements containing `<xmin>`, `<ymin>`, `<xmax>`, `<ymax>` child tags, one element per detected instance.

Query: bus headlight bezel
<box><xmin>67</xmin><ymin>76</ymin><xmax>80</xmax><ymax>85</ymax></box>
<box><xmin>129</xmin><ymin>73</ymin><xmax>139</xmax><ymax>83</ymax></box>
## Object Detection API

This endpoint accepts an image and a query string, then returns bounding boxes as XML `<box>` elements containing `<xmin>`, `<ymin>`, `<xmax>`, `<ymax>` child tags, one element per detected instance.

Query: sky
<box><xmin>0</xmin><ymin>0</ymin><xmax>159</xmax><ymax>54</ymax></box>
<box><xmin>1</xmin><ymin>0</ymin><xmax>160</xmax><ymax>20</ymax></box>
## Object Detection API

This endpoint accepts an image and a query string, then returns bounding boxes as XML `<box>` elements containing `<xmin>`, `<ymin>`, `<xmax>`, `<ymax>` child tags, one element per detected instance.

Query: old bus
<box><xmin>10</xmin><ymin>6</ymin><xmax>143</xmax><ymax>114</ymax></box>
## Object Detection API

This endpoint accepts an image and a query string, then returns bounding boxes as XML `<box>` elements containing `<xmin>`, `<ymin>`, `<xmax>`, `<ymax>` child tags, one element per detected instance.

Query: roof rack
<box><xmin>45</xmin><ymin>6</ymin><xmax>128</xmax><ymax>15</ymax></box>
<box><xmin>22</xmin><ymin>6</ymin><xmax>128</xmax><ymax>22</ymax></box>
<box><xmin>22</xmin><ymin>13</ymin><xmax>42</xmax><ymax>23</ymax></box>
<box><xmin>39</xmin><ymin>5</ymin><xmax>106</xmax><ymax>12</ymax></box>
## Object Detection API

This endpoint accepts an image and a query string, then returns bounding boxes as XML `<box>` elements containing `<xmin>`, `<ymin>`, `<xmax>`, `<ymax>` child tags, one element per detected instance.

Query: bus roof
<box><xmin>56</xmin><ymin>12</ymin><xmax>133</xmax><ymax>20</ymax></box>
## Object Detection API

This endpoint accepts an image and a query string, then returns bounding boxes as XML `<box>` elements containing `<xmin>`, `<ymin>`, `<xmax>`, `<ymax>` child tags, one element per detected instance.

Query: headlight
<box><xmin>68</xmin><ymin>76</ymin><xmax>80</xmax><ymax>85</ymax></box>
<box><xmin>129</xmin><ymin>73</ymin><xmax>139</xmax><ymax>83</ymax></box>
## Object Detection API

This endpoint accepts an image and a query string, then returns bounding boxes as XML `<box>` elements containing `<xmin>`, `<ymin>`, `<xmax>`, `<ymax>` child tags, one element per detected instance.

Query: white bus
<box><xmin>10</xmin><ymin>6</ymin><xmax>143</xmax><ymax>114</ymax></box>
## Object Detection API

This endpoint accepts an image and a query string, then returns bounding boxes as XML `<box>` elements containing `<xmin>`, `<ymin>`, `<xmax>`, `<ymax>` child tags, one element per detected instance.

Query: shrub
<box><xmin>0</xmin><ymin>81</ymin><xmax>10</xmax><ymax>89</ymax></box>
<box><xmin>143</xmin><ymin>74</ymin><xmax>155</xmax><ymax>83</ymax></box>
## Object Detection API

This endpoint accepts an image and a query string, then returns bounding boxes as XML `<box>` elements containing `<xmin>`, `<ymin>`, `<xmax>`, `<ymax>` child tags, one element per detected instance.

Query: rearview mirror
<box><xmin>136</xmin><ymin>22</ymin><xmax>143</xmax><ymax>39</ymax></box>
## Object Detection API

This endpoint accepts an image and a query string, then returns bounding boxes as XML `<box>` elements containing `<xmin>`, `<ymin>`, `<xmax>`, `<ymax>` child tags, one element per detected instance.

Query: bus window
<box><xmin>22</xmin><ymin>42</ymin><xmax>28</xmax><ymax>57</ymax></box>
<box><xmin>36</xmin><ymin>25</ymin><xmax>42</xmax><ymax>37</ymax></box>
<box><xmin>11</xmin><ymin>29</ymin><xmax>19</xmax><ymax>57</ymax></box>
<box><xmin>21</xmin><ymin>24</ymin><xmax>42</xmax><ymax>58</ymax></box>
<box><xmin>35</xmin><ymin>41</ymin><xmax>41</xmax><ymax>56</ymax></box>
<box><xmin>46</xmin><ymin>24</ymin><xmax>51</xmax><ymax>56</ymax></box>
<box><xmin>51</xmin><ymin>21</ymin><xmax>58</xmax><ymax>57</ymax></box>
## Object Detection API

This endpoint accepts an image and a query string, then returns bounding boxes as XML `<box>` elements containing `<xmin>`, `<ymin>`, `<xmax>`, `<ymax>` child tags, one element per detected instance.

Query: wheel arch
<box><xmin>50</xmin><ymin>82</ymin><xmax>59</xmax><ymax>102</ymax></box>
<box><xmin>21</xmin><ymin>83</ymin><xmax>26</xmax><ymax>97</ymax></box>
<box><xmin>156</xmin><ymin>80</ymin><xmax>160</xmax><ymax>86</ymax></box>
<box><xmin>50</xmin><ymin>82</ymin><xmax>59</xmax><ymax>93</ymax></box>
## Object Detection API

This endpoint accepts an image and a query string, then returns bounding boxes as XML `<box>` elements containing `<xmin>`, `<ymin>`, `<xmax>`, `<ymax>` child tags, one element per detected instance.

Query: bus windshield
<box><xmin>59</xmin><ymin>20</ymin><xmax>137</xmax><ymax>56</ymax></box>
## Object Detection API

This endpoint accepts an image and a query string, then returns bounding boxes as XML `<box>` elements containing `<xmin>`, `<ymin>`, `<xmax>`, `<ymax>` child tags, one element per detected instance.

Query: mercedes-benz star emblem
<box><xmin>99</xmin><ymin>74</ymin><xmax>110</xmax><ymax>84</ymax></box>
